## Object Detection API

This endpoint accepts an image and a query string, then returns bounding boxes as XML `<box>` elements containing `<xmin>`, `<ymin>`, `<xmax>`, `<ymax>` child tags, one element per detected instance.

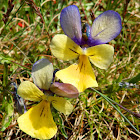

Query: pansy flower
<box><xmin>17</xmin><ymin>58</ymin><xmax>79</xmax><ymax>139</ymax></box>
<box><xmin>50</xmin><ymin>5</ymin><xmax>122</xmax><ymax>92</ymax></box>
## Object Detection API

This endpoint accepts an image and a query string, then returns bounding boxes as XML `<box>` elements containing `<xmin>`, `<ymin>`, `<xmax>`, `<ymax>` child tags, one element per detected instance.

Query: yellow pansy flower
<box><xmin>17</xmin><ymin>58</ymin><xmax>78</xmax><ymax>139</ymax></box>
<box><xmin>50</xmin><ymin>5</ymin><xmax>122</xmax><ymax>92</ymax></box>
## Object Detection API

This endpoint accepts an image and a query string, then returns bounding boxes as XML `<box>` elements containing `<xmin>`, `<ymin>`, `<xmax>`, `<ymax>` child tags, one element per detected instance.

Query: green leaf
<box><xmin>2</xmin><ymin>62</ymin><xmax>8</xmax><ymax>87</ymax></box>
<box><xmin>129</xmin><ymin>73</ymin><xmax>140</xmax><ymax>84</ymax></box>
<box><xmin>58</xmin><ymin>116</ymin><xmax>68</xmax><ymax>138</ymax></box>
<box><xmin>1</xmin><ymin>92</ymin><xmax>14</xmax><ymax>131</ymax></box>
<box><xmin>116</xmin><ymin>73</ymin><xmax>123</xmax><ymax>83</ymax></box>
<box><xmin>2</xmin><ymin>93</ymin><xmax>14</xmax><ymax>116</ymax></box>
<box><xmin>5</xmin><ymin>101</ymin><xmax>14</xmax><ymax>116</ymax></box>
<box><xmin>1</xmin><ymin>115</ymin><xmax>12</xmax><ymax>131</ymax></box>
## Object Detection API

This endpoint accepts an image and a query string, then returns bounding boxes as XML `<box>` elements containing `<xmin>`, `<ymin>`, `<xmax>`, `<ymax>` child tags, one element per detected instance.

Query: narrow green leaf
<box><xmin>90</xmin><ymin>88</ymin><xmax>140</xmax><ymax>135</ymax></box>
<box><xmin>1</xmin><ymin>92</ymin><xmax>14</xmax><ymax>131</ymax></box>
<box><xmin>116</xmin><ymin>73</ymin><xmax>123</xmax><ymax>83</ymax></box>
<box><xmin>1</xmin><ymin>115</ymin><xmax>12</xmax><ymax>131</ymax></box>
<box><xmin>129</xmin><ymin>73</ymin><xmax>140</xmax><ymax>84</ymax></box>
<box><xmin>2</xmin><ymin>62</ymin><xmax>8</xmax><ymax>87</ymax></box>
<box><xmin>58</xmin><ymin>116</ymin><xmax>68</xmax><ymax>138</ymax></box>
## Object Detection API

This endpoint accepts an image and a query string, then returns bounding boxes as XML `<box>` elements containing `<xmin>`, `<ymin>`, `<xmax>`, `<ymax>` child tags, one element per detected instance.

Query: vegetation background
<box><xmin>0</xmin><ymin>0</ymin><xmax>139</xmax><ymax>139</ymax></box>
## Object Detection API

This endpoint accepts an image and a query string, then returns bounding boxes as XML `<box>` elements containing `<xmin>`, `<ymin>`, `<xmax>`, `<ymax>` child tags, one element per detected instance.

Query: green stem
<box><xmin>107</xmin><ymin>97</ymin><xmax>140</xmax><ymax>118</ymax></box>
<box><xmin>90</xmin><ymin>88</ymin><xmax>140</xmax><ymax>135</ymax></box>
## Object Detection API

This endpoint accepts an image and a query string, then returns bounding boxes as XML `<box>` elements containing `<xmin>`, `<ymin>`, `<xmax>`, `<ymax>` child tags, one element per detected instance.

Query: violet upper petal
<box><xmin>60</xmin><ymin>5</ymin><xmax>83</xmax><ymax>45</ymax></box>
<box><xmin>88</xmin><ymin>10</ymin><xmax>122</xmax><ymax>46</ymax></box>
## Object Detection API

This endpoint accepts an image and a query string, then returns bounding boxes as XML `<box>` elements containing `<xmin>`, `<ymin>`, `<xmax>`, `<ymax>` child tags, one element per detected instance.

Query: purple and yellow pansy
<box><xmin>17</xmin><ymin>58</ymin><xmax>78</xmax><ymax>139</ymax></box>
<box><xmin>50</xmin><ymin>5</ymin><xmax>122</xmax><ymax>92</ymax></box>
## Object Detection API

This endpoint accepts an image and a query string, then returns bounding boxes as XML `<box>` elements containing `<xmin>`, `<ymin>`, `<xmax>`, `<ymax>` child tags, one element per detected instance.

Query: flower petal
<box><xmin>48</xmin><ymin>96</ymin><xmax>73</xmax><ymax>115</ymax></box>
<box><xmin>50</xmin><ymin>34</ymin><xmax>83</xmax><ymax>61</ymax></box>
<box><xmin>17</xmin><ymin>81</ymin><xmax>44</xmax><ymax>101</ymax></box>
<box><xmin>56</xmin><ymin>55</ymin><xmax>98</xmax><ymax>92</ymax></box>
<box><xmin>60</xmin><ymin>5</ymin><xmax>83</xmax><ymax>45</ymax></box>
<box><xmin>32</xmin><ymin>58</ymin><xmax>53</xmax><ymax>90</ymax></box>
<box><xmin>88</xmin><ymin>10</ymin><xmax>122</xmax><ymax>46</ymax></box>
<box><xmin>50</xmin><ymin>82</ymin><xmax>79</xmax><ymax>98</ymax></box>
<box><xmin>85</xmin><ymin>44</ymin><xmax>114</xmax><ymax>69</ymax></box>
<box><xmin>17</xmin><ymin>100</ymin><xmax>57</xmax><ymax>139</ymax></box>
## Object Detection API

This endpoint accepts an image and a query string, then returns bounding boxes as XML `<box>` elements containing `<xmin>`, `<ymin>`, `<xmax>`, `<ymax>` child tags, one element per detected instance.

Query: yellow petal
<box><xmin>85</xmin><ymin>44</ymin><xmax>114</xmax><ymax>69</ymax></box>
<box><xmin>56</xmin><ymin>55</ymin><xmax>98</xmax><ymax>92</ymax></box>
<box><xmin>17</xmin><ymin>81</ymin><xmax>44</xmax><ymax>101</ymax></box>
<box><xmin>48</xmin><ymin>96</ymin><xmax>73</xmax><ymax>115</ymax></box>
<box><xmin>17</xmin><ymin>100</ymin><xmax>57</xmax><ymax>139</ymax></box>
<box><xmin>50</xmin><ymin>34</ymin><xmax>83</xmax><ymax>61</ymax></box>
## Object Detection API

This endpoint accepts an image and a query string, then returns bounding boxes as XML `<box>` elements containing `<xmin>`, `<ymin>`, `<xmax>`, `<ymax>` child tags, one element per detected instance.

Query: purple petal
<box><xmin>50</xmin><ymin>82</ymin><xmax>79</xmax><ymax>98</ymax></box>
<box><xmin>60</xmin><ymin>5</ymin><xmax>83</xmax><ymax>45</ymax></box>
<box><xmin>88</xmin><ymin>10</ymin><xmax>122</xmax><ymax>46</ymax></box>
